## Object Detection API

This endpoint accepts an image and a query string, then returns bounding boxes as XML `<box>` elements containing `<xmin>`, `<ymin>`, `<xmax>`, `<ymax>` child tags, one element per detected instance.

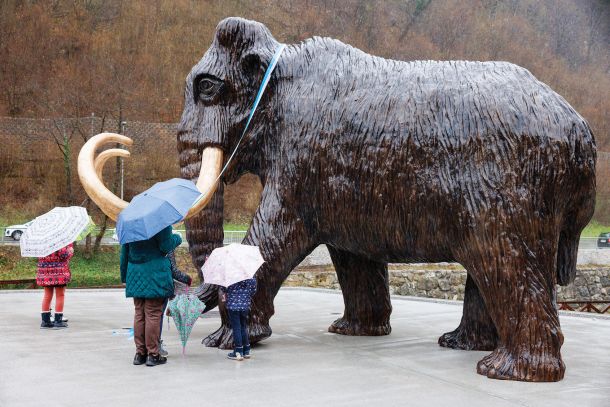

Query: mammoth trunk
<box><xmin>185</xmin><ymin>183</ymin><xmax>225</xmax><ymax>276</ymax></box>
<box><xmin>186</xmin><ymin>184</ymin><xmax>225</xmax><ymax>312</ymax></box>
<box><xmin>179</xmin><ymin>141</ymin><xmax>225</xmax><ymax>311</ymax></box>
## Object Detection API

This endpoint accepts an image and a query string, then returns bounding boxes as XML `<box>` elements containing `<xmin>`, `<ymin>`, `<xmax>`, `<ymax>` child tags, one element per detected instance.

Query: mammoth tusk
<box><xmin>94</xmin><ymin>148</ymin><xmax>130</xmax><ymax>180</ymax></box>
<box><xmin>184</xmin><ymin>147</ymin><xmax>224</xmax><ymax>219</ymax></box>
<box><xmin>78</xmin><ymin>133</ymin><xmax>133</xmax><ymax>221</ymax></box>
<box><xmin>79</xmin><ymin>133</ymin><xmax>221</xmax><ymax>222</ymax></box>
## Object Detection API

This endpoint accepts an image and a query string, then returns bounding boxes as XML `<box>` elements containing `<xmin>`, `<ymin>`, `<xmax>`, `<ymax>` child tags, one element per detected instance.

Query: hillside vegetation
<box><xmin>1</xmin><ymin>0</ymin><xmax>608</xmax><ymax>222</ymax></box>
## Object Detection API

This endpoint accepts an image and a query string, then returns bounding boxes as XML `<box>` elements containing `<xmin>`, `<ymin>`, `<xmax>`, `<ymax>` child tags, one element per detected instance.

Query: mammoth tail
<box><xmin>557</xmin><ymin>194</ymin><xmax>595</xmax><ymax>285</ymax></box>
<box><xmin>556</xmin><ymin>229</ymin><xmax>579</xmax><ymax>286</ymax></box>
<box><xmin>556</xmin><ymin>173</ymin><xmax>596</xmax><ymax>286</ymax></box>
<box><xmin>556</xmin><ymin>119</ymin><xmax>596</xmax><ymax>286</ymax></box>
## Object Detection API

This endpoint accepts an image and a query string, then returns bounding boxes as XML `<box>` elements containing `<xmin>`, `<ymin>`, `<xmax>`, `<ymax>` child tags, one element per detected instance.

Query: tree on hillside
<box><xmin>0</xmin><ymin>0</ymin><xmax>609</xmax><ymax>222</ymax></box>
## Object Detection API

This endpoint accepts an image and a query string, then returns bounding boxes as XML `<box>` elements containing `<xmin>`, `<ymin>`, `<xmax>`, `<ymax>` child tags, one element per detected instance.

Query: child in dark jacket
<box><xmin>221</xmin><ymin>277</ymin><xmax>257</xmax><ymax>361</ymax></box>
<box><xmin>158</xmin><ymin>250</ymin><xmax>193</xmax><ymax>357</ymax></box>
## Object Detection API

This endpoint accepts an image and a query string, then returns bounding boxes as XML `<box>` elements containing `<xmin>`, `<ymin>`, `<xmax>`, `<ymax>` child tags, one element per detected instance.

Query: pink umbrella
<box><xmin>201</xmin><ymin>244</ymin><xmax>265</xmax><ymax>287</ymax></box>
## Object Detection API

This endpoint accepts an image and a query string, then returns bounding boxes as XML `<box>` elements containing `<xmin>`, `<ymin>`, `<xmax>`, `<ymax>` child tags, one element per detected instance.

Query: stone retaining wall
<box><xmin>284</xmin><ymin>265</ymin><xmax>610</xmax><ymax>302</ymax></box>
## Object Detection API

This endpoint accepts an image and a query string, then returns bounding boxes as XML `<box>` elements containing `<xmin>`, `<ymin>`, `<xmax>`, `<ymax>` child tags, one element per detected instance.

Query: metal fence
<box><xmin>222</xmin><ymin>230</ymin><xmax>248</xmax><ymax>245</ymax></box>
<box><xmin>0</xmin><ymin>116</ymin><xmax>181</xmax><ymax>206</ymax></box>
<box><xmin>558</xmin><ymin>301</ymin><xmax>610</xmax><ymax>314</ymax></box>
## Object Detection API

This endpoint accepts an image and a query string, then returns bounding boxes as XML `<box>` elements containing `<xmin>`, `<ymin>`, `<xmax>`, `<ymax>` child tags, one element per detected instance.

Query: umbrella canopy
<box><xmin>20</xmin><ymin>206</ymin><xmax>91</xmax><ymax>257</ymax></box>
<box><xmin>201</xmin><ymin>244</ymin><xmax>265</xmax><ymax>287</ymax></box>
<box><xmin>168</xmin><ymin>291</ymin><xmax>205</xmax><ymax>353</ymax></box>
<box><xmin>76</xmin><ymin>216</ymin><xmax>96</xmax><ymax>241</ymax></box>
<box><xmin>116</xmin><ymin>178</ymin><xmax>201</xmax><ymax>244</ymax></box>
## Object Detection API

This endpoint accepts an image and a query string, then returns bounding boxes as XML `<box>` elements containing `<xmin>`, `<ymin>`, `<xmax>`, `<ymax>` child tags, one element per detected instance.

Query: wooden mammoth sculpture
<box><xmin>81</xmin><ymin>17</ymin><xmax>596</xmax><ymax>382</ymax></box>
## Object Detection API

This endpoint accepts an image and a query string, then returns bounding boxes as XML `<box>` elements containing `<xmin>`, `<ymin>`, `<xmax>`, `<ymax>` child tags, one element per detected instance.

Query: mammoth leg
<box><xmin>201</xmin><ymin>288</ymin><xmax>231</xmax><ymax>348</ymax></box>
<box><xmin>464</xmin><ymin>229</ymin><xmax>565</xmax><ymax>382</ymax></box>
<box><xmin>202</xmin><ymin>193</ymin><xmax>315</xmax><ymax>349</ymax></box>
<box><xmin>327</xmin><ymin>247</ymin><xmax>391</xmax><ymax>336</ymax></box>
<box><xmin>438</xmin><ymin>273</ymin><xmax>498</xmax><ymax>351</ymax></box>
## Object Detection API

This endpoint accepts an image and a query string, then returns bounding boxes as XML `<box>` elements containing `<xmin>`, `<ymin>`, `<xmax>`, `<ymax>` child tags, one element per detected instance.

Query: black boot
<box><xmin>53</xmin><ymin>313</ymin><xmax>68</xmax><ymax>329</ymax></box>
<box><xmin>40</xmin><ymin>312</ymin><xmax>54</xmax><ymax>329</ymax></box>
<box><xmin>146</xmin><ymin>354</ymin><xmax>167</xmax><ymax>367</ymax></box>
<box><xmin>133</xmin><ymin>353</ymin><xmax>147</xmax><ymax>365</ymax></box>
<box><xmin>50</xmin><ymin>309</ymin><xmax>68</xmax><ymax>322</ymax></box>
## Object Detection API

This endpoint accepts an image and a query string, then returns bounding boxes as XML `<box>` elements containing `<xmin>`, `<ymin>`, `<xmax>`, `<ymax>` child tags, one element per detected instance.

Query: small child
<box><xmin>159</xmin><ymin>249</ymin><xmax>192</xmax><ymax>357</ymax></box>
<box><xmin>221</xmin><ymin>277</ymin><xmax>257</xmax><ymax>361</ymax></box>
<box><xmin>37</xmin><ymin>243</ymin><xmax>74</xmax><ymax>329</ymax></box>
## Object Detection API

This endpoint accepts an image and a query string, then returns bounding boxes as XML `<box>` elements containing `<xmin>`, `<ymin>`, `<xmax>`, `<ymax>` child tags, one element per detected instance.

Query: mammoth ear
<box><xmin>215</xmin><ymin>17</ymin><xmax>276</xmax><ymax>53</ymax></box>
<box><xmin>214</xmin><ymin>17</ymin><xmax>278</xmax><ymax>58</ymax></box>
<box><xmin>214</xmin><ymin>18</ymin><xmax>279</xmax><ymax>86</ymax></box>
<box><xmin>240</xmin><ymin>51</ymin><xmax>266</xmax><ymax>78</ymax></box>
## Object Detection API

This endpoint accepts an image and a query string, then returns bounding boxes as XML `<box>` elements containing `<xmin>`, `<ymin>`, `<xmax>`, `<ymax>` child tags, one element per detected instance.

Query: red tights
<box><xmin>42</xmin><ymin>286</ymin><xmax>65</xmax><ymax>312</ymax></box>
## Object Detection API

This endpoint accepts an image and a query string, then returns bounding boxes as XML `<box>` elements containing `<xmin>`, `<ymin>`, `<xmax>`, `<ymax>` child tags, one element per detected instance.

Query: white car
<box><xmin>4</xmin><ymin>221</ymin><xmax>33</xmax><ymax>241</ymax></box>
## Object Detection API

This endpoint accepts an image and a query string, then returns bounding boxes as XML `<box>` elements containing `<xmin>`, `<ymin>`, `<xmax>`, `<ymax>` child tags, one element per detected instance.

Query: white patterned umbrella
<box><xmin>201</xmin><ymin>244</ymin><xmax>265</xmax><ymax>287</ymax></box>
<box><xmin>20</xmin><ymin>206</ymin><xmax>91</xmax><ymax>257</ymax></box>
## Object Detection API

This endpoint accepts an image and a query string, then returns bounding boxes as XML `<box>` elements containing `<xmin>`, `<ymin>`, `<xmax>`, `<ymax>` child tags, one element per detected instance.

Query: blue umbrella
<box><xmin>116</xmin><ymin>178</ymin><xmax>201</xmax><ymax>244</ymax></box>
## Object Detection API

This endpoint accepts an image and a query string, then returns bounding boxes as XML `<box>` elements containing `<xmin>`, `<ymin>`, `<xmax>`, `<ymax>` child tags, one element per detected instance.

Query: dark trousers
<box><xmin>133</xmin><ymin>298</ymin><xmax>165</xmax><ymax>356</ymax></box>
<box><xmin>228</xmin><ymin>309</ymin><xmax>250</xmax><ymax>349</ymax></box>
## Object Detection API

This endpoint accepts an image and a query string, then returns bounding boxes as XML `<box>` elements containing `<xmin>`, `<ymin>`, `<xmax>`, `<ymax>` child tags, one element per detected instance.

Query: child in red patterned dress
<box><xmin>37</xmin><ymin>243</ymin><xmax>74</xmax><ymax>329</ymax></box>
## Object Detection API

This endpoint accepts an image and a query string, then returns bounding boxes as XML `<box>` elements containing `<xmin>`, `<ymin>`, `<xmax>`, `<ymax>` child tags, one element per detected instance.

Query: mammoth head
<box><xmin>178</xmin><ymin>18</ymin><xmax>282</xmax><ymax>181</ymax></box>
<box><xmin>77</xmin><ymin>18</ymin><xmax>281</xmax><ymax>222</ymax></box>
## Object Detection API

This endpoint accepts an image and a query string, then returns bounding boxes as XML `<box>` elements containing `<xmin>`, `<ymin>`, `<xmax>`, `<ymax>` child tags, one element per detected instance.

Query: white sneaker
<box><xmin>159</xmin><ymin>340</ymin><xmax>169</xmax><ymax>357</ymax></box>
<box><xmin>227</xmin><ymin>351</ymin><xmax>243</xmax><ymax>361</ymax></box>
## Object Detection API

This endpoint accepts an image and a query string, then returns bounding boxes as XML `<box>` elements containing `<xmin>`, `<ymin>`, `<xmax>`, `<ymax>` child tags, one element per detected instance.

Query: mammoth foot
<box><xmin>250</xmin><ymin>321</ymin><xmax>273</xmax><ymax>343</ymax></box>
<box><xmin>202</xmin><ymin>322</ymin><xmax>272</xmax><ymax>350</ymax></box>
<box><xmin>438</xmin><ymin>326</ymin><xmax>497</xmax><ymax>351</ymax></box>
<box><xmin>477</xmin><ymin>346</ymin><xmax>565</xmax><ymax>382</ymax></box>
<box><xmin>202</xmin><ymin>325</ymin><xmax>233</xmax><ymax>349</ymax></box>
<box><xmin>328</xmin><ymin>316</ymin><xmax>391</xmax><ymax>336</ymax></box>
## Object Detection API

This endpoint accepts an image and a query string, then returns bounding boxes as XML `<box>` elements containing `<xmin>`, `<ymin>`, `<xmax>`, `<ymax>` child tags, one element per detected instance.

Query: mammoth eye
<box><xmin>199</xmin><ymin>79</ymin><xmax>215</xmax><ymax>93</ymax></box>
<box><xmin>195</xmin><ymin>76</ymin><xmax>222</xmax><ymax>101</ymax></box>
